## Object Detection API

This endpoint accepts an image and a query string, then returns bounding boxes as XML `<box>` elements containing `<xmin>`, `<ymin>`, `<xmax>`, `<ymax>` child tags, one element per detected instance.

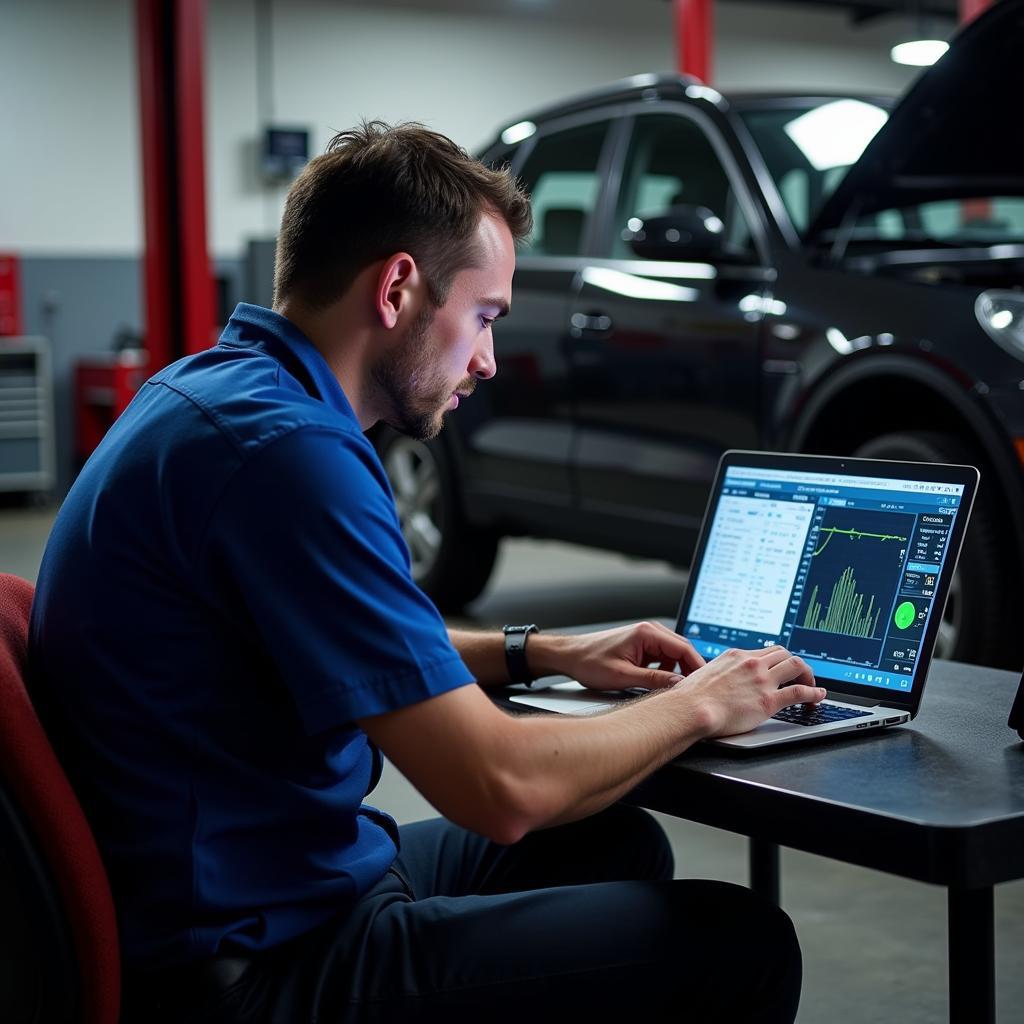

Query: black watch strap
<box><xmin>503</xmin><ymin>624</ymin><xmax>540</xmax><ymax>686</ymax></box>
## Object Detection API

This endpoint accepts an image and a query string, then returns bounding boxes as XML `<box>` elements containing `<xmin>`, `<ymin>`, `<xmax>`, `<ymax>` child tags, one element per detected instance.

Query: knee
<box><xmin>697</xmin><ymin>882</ymin><xmax>802</xmax><ymax>1018</ymax></box>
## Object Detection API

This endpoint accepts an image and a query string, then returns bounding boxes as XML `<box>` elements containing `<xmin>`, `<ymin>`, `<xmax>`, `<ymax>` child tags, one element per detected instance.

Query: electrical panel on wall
<box><xmin>261</xmin><ymin>126</ymin><xmax>309</xmax><ymax>184</ymax></box>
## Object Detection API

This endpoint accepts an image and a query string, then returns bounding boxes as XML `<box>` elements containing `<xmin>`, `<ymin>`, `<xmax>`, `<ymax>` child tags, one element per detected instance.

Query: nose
<box><xmin>470</xmin><ymin>334</ymin><xmax>496</xmax><ymax>380</ymax></box>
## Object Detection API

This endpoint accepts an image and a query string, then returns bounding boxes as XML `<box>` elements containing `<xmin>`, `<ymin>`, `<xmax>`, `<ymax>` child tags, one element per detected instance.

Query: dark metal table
<box><xmin>621</xmin><ymin>656</ymin><xmax>1024</xmax><ymax>1024</ymax></box>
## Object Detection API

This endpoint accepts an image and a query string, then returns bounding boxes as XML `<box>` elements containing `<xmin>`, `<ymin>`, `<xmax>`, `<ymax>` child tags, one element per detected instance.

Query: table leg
<box><xmin>948</xmin><ymin>885</ymin><xmax>994</xmax><ymax>1023</ymax></box>
<box><xmin>749</xmin><ymin>837</ymin><xmax>780</xmax><ymax>906</ymax></box>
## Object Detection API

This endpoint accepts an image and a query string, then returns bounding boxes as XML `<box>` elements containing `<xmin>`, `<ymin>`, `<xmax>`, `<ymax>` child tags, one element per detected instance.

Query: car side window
<box><xmin>516</xmin><ymin>121</ymin><xmax>611</xmax><ymax>258</ymax></box>
<box><xmin>609</xmin><ymin>114</ymin><xmax>755</xmax><ymax>260</ymax></box>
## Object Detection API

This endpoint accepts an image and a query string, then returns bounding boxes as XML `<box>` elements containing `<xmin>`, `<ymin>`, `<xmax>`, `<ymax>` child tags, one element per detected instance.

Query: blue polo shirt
<box><xmin>29</xmin><ymin>303</ymin><xmax>475</xmax><ymax>970</ymax></box>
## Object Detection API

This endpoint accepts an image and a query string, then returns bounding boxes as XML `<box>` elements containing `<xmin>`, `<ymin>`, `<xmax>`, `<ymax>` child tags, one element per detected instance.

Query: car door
<box><xmin>568</xmin><ymin>106</ymin><xmax>773</xmax><ymax>560</ymax></box>
<box><xmin>463</xmin><ymin>114</ymin><xmax>618</xmax><ymax>531</ymax></box>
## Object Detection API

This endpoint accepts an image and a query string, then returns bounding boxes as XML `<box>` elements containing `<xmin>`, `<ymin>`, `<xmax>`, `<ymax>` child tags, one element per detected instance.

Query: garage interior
<box><xmin>2</xmin><ymin>1</ymin><xmax>1023</xmax><ymax>1021</ymax></box>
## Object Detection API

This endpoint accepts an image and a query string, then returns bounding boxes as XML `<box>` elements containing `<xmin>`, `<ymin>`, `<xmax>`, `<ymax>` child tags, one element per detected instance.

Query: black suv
<box><xmin>375</xmin><ymin>0</ymin><xmax>1024</xmax><ymax>668</ymax></box>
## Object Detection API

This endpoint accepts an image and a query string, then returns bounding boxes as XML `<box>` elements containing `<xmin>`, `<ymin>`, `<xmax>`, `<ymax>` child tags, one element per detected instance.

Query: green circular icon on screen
<box><xmin>894</xmin><ymin>601</ymin><xmax>916</xmax><ymax>630</ymax></box>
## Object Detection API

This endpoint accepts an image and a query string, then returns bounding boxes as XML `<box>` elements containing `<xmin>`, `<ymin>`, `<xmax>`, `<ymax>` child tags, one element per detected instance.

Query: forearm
<box><xmin>364</xmin><ymin>640</ymin><xmax>818</xmax><ymax>846</ymax></box>
<box><xmin>449</xmin><ymin>627</ymin><xmax>587</xmax><ymax>689</ymax></box>
<box><xmin>496</xmin><ymin>687</ymin><xmax>712</xmax><ymax>835</ymax></box>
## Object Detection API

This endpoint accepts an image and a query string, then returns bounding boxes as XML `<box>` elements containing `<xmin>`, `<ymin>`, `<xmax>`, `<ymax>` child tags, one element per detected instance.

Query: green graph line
<box><xmin>802</xmin><ymin>565</ymin><xmax>882</xmax><ymax>638</ymax></box>
<box><xmin>813</xmin><ymin>526</ymin><xmax>908</xmax><ymax>557</ymax></box>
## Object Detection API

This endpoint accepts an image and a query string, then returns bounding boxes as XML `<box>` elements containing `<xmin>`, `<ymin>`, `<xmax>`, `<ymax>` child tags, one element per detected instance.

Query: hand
<box><xmin>549</xmin><ymin>621</ymin><xmax>706</xmax><ymax>692</ymax></box>
<box><xmin>677</xmin><ymin>645</ymin><xmax>825</xmax><ymax>738</ymax></box>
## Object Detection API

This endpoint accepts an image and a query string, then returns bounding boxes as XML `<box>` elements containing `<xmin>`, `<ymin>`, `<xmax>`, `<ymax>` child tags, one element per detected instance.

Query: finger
<box><xmin>765</xmin><ymin>654</ymin><xmax>815</xmax><ymax>690</ymax></box>
<box><xmin>725</xmin><ymin>644</ymin><xmax>789</xmax><ymax>664</ymax></box>
<box><xmin>634</xmin><ymin>668</ymin><xmax>686</xmax><ymax>690</ymax></box>
<box><xmin>770</xmin><ymin>684</ymin><xmax>826</xmax><ymax>714</ymax></box>
<box><xmin>638</xmin><ymin>623</ymin><xmax>706</xmax><ymax>672</ymax></box>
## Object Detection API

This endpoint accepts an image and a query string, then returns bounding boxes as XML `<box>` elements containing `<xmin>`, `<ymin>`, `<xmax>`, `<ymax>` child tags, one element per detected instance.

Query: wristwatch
<box><xmin>503</xmin><ymin>624</ymin><xmax>540</xmax><ymax>686</ymax></box>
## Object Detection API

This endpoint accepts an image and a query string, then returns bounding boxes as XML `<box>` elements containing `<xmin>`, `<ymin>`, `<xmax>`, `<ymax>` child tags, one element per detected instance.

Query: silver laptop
<box><xmin>511</xmin><ymin>451</ymin><xmax>978</xmax><ymax>751</ymax></box>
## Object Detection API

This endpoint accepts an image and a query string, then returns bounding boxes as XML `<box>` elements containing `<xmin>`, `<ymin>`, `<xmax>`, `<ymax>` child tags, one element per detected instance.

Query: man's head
<box><xmin>274</xmin><ymin>121</ymin><xmax>531</xmax><ymax>311</ymax></box>
<box><xmin>273</xmin><ymin>121</ymin><xmax>532</xmax><ymax>438</ymax></box>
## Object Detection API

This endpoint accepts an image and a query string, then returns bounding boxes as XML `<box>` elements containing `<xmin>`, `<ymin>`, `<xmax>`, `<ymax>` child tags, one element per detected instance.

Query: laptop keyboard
<box><xmin>772</xmin><ymin>701</ymin><xmax>872</xmax><ymax>727</ymax></box>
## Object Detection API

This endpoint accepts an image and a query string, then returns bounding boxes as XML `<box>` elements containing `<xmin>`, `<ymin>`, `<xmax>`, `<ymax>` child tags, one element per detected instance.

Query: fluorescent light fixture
<box><xmin>890</xmin><ymin>39</ymin><xmax>949</xmax><ymax>66</ymax></box>
<box><xmin>582</xmin><ymin>267</ymin><xmax>698</xmax><ymax>302</ymax></box>
<box><xmin>500</xmin><ymin>120</ymin><xmax>536</xmax><ymax>145</ymax></box>
<box><xmin>783</xmin><ymin>99</ymin><xmax>889</xmax><ymax>171</ymax></box>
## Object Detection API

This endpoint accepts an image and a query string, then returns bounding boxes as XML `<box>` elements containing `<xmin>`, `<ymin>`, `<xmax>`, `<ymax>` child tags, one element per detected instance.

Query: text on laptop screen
<box><xmin>680</xmin><ymin>465</ymin><xmax>966</xmax><ymax>692</ymax></box>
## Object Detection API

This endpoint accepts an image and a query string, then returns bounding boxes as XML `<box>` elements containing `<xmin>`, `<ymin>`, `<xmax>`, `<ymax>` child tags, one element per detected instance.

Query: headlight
<box><xmin>976</xmin><ymin>290</ymin><xmax>1024</xmax><ymax>361</ymax></box>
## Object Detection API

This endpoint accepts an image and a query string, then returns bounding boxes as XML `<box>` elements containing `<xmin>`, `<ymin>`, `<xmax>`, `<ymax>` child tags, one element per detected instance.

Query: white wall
<box><xmin>0</xmin><ymin>0</ymin><xmax>141</xmax><ymax>255</ymax></box>
<box><xmin>1</xmin><ymin>0</ymin><xmax>936</xmax><ymax>258</ymax></box>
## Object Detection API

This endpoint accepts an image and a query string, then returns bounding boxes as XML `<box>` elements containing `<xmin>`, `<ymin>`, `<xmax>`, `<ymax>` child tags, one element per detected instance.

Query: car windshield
<box><xmin>739</xmin><ymin>97</ymin><xmax>1024</xmax><ymax>247</ymax></box>
<box><xmin>737</xmin><ymin>98</ymin><xmax>890</xmax><ymax>234</ymax></box>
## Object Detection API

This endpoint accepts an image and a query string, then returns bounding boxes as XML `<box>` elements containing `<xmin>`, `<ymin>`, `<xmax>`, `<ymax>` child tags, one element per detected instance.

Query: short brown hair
<box><xmin>273</xmin><ymin>121</ymin><xmax>532</xmax><ymax>310</ymax></box>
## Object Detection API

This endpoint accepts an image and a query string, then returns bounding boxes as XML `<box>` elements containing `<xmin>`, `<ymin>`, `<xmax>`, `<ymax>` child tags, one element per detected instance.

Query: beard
<box><xmin>372</xmin><ymin>307</ymin><xmax>474</xmax><ymax>441</ymax></box>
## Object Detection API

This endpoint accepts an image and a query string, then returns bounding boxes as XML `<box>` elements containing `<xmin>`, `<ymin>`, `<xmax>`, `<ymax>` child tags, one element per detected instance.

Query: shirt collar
<box><xmin>219</xmin><ymin>303</ymin><xmax>357</xmax><ymax>422</ymax></box>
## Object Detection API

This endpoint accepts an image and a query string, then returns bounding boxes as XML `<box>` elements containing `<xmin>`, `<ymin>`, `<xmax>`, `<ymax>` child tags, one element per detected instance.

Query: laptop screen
<box><xmin>676</xmin><ymin>453</ymin><xmax>976</xmax><ymax>700</ymax></box>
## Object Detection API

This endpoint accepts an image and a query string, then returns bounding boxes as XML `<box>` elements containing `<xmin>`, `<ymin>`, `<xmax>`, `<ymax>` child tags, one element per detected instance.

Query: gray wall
<box><xmin>19</xmin><ymin>256</ymin><xmax>245</xmax><ymax>497</ymax></box>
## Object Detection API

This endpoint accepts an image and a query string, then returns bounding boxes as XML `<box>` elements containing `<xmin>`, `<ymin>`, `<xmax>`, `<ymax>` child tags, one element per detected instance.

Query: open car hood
<box><xmin>807</xmin><ymin>0</ymin><xmax>1024</xmax><ymax>242</ymax></box>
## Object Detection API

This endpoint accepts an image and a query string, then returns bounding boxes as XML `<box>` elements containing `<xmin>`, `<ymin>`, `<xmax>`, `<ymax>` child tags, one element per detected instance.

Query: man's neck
<box><xmin>274</xmin><ymin>300</ymin><xmax>377</xmax><ymax>430</ymax></box>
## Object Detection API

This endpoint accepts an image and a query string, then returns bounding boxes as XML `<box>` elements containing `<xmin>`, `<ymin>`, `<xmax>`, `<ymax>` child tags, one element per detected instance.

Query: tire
<box><xmin>376</xmin><ymin>429</ymin><xmax>500</xmax><ymax>611</ymax></box>
<box><xmin>852</xmin><ymin>431</ymin><xmax>1022</xmax><ymax>668</ymax></box>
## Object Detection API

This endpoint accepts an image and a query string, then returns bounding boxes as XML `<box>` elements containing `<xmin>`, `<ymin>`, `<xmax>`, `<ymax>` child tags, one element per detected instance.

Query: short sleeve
<box><xmin>199</xmin><ymin>426</ymin><xmax>475</xmax><ymax>732</ymax></box>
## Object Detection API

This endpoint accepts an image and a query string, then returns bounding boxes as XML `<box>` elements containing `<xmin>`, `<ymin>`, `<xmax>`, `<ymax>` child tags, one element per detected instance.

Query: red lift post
<box><xmin>137</xmin><ymin>0</ymin><xmax>215</xmax><ymax>362</ymax></box>
<box><xmin>674</xmin><ymin>0</ymin><xmax>714</xmax><ymax>84</ymax></box>
<box><xmin>77</xmin><ymin>0</ymin><xmax>216</xmax><ymax>464</ymax></box>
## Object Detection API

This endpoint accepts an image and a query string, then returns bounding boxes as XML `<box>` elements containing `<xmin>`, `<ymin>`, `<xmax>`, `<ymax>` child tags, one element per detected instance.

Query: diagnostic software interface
<box><xmin>681</xmin><ymin>464</ymin><xmax>966</xmax><ymax>692</ymax></box>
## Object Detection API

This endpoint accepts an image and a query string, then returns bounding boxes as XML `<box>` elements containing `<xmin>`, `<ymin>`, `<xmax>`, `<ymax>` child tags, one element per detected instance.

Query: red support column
<box><xmin>674</xmin><ymin>0</ymin><xmax>714</xmax><ymax>85</ymax></box>
<box><xmin>175</xmin><ymin>0</ymin><xmax>216</xmax><ymax>355</ymax></box>
<box><xmin>959</xmin><ymin>0</ymin><xmax>991</xmax><ymax>25</ymax></box>
<box><xmin>136</xmin><ymin>0</ymin><xmax>214</xmax><ymax>369</ymax></box>
<box><xmin>136</xmin><ymin>0</ymin><xmax>174</xmax><ymax>370</ymax></box>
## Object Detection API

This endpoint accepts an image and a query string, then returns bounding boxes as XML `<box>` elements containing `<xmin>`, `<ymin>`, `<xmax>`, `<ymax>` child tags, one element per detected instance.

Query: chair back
<box><xmin>0</xmin><ymin>573</ymin><xmax>120</xmax><ymax>1024</ymax></box>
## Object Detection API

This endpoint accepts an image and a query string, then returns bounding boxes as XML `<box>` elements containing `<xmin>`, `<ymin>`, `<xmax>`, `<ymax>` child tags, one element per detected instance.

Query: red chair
<box><xmin>0</xmin><ymin>573</ymin><xmax>120</xmax><ymax>1023</ymax></box>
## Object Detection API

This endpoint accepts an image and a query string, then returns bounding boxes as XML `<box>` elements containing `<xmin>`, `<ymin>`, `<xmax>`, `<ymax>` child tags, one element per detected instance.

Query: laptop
<box><xmin>510</xmin><ymin>450</ymin><xmax>979</xmax><ymax>750</ymax></box>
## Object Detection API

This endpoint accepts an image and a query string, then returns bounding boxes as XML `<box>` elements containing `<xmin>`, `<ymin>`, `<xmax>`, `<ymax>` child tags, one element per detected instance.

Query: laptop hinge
<box><xmin>826</xmin><ymin>690</ymin><xmax>882</xmax><ymax>708</ymax></box>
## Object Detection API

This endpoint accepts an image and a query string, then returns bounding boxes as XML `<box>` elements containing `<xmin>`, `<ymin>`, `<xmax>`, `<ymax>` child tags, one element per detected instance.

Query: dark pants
<box><xmin>125</xmin><ymin>805</ymin><xmax>802</xmax><ymax>1023</ymax></box>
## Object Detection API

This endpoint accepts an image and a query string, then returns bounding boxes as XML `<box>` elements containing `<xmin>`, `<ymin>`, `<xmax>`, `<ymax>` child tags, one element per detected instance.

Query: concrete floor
<box><xmin>5</xmin><ymin>508</ymin><xmax>1022</xmax><ymax>1022</ymax></box>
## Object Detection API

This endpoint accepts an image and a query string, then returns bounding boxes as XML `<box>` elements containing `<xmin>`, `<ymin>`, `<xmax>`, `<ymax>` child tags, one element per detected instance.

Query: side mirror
<box><xmin>625</xmin><ymin>204</ymin><xmax>727</xmax><ymax>261</ymax></box>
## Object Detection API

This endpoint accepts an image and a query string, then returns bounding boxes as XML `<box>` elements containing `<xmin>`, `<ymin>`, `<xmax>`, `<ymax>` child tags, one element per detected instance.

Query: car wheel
<box><xmin>852</xmin><ymin>431</ymin><xmax>1020</xmax><ymax>668</ymax></box>
<box><xmin>376</xmin><ymin>430</ymin><xmax>500</xmax><ymax>611</ymax></box>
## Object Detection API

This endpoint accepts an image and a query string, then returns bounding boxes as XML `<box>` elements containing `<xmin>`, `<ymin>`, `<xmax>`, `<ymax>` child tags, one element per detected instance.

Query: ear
<box><xmin>374</xmin><ymin>252</ymin><xmax>423</xmax><ymax>329</ymax></box>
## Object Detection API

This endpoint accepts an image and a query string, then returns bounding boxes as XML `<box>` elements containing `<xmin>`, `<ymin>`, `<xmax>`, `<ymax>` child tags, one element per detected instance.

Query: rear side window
<box><xmin>516</xmin><ymin>121</ymin><xmax>611</xmax><ymax>257</ymax></box>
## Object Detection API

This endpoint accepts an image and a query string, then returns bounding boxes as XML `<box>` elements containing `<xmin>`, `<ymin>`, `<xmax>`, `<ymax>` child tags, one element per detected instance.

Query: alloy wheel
<box><xmin>382</xmin><ymin>436</ymin><xmax>443</xmax><ymax>580</ymax></box>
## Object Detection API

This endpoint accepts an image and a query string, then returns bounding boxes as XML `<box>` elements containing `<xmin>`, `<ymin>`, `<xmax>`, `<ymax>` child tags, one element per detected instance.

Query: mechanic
<box><xmin>29</xmin><ymin>121</ymin><xmax>824</xmax><ymax>1023</ymax></box>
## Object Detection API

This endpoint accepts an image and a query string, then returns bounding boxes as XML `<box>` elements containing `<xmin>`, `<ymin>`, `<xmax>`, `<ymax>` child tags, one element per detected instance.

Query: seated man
<box><xmin>29</xmin><ymin>121</ymin><xmax>823</xmax><ymax>1023</ymax></box>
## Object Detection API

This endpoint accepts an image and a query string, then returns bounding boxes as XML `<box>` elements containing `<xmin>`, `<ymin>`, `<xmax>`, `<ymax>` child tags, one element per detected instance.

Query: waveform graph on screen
<box><xmin>802</xmin><ymin>565</ymin><xmax>882</xmax><ymax>638</ymax></box>
<box><xmin>791</xmin><ymin>506</ymin><xmax>916</xmax><ymax>663</ymax></box>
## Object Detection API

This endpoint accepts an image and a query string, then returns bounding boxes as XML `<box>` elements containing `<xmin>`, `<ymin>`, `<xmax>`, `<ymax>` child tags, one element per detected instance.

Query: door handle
<box><xmin>569</xmin><ymin>312</ymin><xmax>613</xmax><ymax>337</ymax></box>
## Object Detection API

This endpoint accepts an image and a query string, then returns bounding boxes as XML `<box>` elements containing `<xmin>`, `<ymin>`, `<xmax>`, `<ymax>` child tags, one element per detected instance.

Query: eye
<box><xmin>480</xmin><ymin>316</ymin><xmax>495</xmax><ymax>330</ymax></box>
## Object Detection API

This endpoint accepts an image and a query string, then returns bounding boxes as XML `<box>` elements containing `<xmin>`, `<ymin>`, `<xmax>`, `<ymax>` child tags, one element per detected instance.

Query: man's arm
<box><xmin>450</xmin><ymin>621</ymin><xmax>706</xmax><ymax>691</ymax></box>
<box><xmin>358</xmin><ymin>644</ymin><xmax>823</xmax><ymax>846</ymax></box>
